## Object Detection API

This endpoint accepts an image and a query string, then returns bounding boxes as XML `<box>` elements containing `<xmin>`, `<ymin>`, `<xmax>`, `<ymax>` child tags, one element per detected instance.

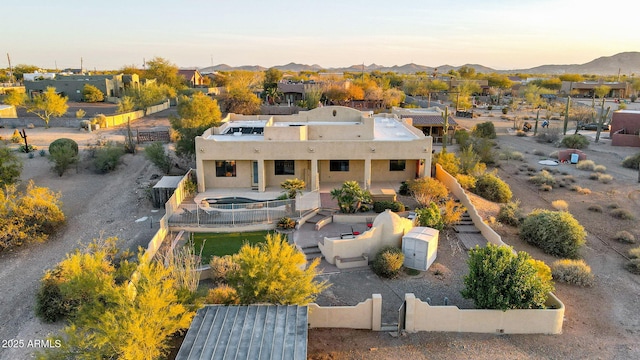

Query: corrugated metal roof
<box><xmin>176</xmin><ymin>305</ymin><xmax>308</xmax><ymax>360</ymax></box>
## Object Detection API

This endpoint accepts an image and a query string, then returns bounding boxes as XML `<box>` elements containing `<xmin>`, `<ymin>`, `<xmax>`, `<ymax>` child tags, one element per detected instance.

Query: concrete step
<box><xmin>457</xmin><ymin>232</ymin><xmax>487</xmax><ymax>250</ymax></box>
<box><xmin>453</xmin><ymin>225</ymin><xmax>481</xmax><ymax>233</ymax></box>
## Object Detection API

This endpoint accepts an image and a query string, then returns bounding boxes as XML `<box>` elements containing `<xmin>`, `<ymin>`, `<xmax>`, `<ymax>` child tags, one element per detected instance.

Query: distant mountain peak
<box><xmin>196</xmin><ymin>52</ymin><xmax>640</xmax><ymax>75</ymax></box>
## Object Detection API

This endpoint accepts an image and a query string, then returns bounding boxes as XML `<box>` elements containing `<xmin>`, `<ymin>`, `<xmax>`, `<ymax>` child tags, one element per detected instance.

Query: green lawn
<box><xmin>191</xmin><ymin>231</ymin><xmax>270</xmax><ymax>263</ymax></box>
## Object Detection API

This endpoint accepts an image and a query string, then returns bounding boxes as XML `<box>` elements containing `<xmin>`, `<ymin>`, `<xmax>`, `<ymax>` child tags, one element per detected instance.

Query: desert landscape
<box><xmin>1</xmin><ymin>105</ymin><xmax>640</xmax><ymax>359</ymax></box>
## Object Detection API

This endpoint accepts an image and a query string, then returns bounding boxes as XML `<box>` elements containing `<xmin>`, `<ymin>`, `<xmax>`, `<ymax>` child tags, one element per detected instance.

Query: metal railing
<box><xmin>168</xmin><ymin>199</ymin><xmax>296</xmax><ymax>227</ymax></box>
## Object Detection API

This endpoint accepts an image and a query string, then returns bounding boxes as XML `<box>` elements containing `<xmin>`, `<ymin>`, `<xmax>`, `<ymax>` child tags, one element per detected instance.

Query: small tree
<box><xmin>461</xmin><ymin>244</ymin><xmax>554</xmax><ymax>310</ymax></box>
<box><xmin>330</xmin><ymin>181</ymin><xmax>371</xmax><ymax>213</ymax></box>
<box><xmin>144</xmin><ymin>142</ymin><xmax>172</xmax><ymax>174</ymax></box>
<box><xmin>520</xmin><ymin>209</ymin><xmax>586</xmax><ymax>259</ymax></box>
<box><xmin>25</xmin><ymin>87</ymin><xmax>69</xmax><ymax>128</ymax></box>
<box><xmin>117</xmin><ymin>96</ymin><xmax>135</xmax><ymax>113</ymax></box>
<box><xmin>280</xmin><ymin>178</ymin><xmax>305</xmax><ymax>199</ymax></box>
<box><xmin>0</xmin><ymin>144</ymin><xmax>23</xmax><ymax>187</ymax></box>
<box><xmin>227</xmin><ymin>233</ymin><xmax>328</xmax><ymax>304</ymax></box>
<box><xmin>82</xmin><ymin>84</ymin><xmax>105</xmax><ymax>102</ymax></box>
<box><xmin>472</xmin><ymin>121</ymin><xmax>497</xmax><ymax>139</ymax></box>
<box><xmin>48</xmin><ymin>138</ymin><xmax>79</xmax><ymax>176</ymax></box>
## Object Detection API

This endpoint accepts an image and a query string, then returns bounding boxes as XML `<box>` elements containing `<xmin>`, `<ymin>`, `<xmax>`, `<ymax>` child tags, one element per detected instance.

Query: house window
<box><xmin>389</xmin><ymin>160</ymin><xmax>406</xmax><ymax>171</ymax></box>
<box><xmin>215</xmin><ymin>161</ymin><xmax>236</xmax><ymax>177</ymax></box>
<box><xmin>330</xmin><ymin>160</ymin><xmax>349</xmax><ymax>172</ymax></box>
<box><xmin>275</xmin><ymin>160</ymin><xmax>295</xmax><ymax>175</ymax></box>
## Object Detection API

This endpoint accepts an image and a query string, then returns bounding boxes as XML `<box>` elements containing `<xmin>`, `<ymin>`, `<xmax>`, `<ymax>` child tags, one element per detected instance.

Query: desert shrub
<box><xmin>625</xmin><ymin>259</ymin><xmax>640</xmax><ymax>275</ymax></box>
<box><xmin>35</xmin><ymin>274</ymin><xmax>70</xmax><ymax>322</ymax></box>
<box><xmin>459</xmin><ymin>145</ymin><xmax>486</xmax><ymax>176</ymax></box>
<box><xmin>11</xmin><ymin>129</ymin><xmax>21</xmax><ymax>143</ymax></box>
<box><xmin>455</xmin><ymin>174</ymin><xmax>476</xmax><ymax>190</ymax></box>
<box><xmin>82</xmin><ymin>84</ymin><xmax>105</xmax><ymax>102</ymax></box>
<box><xmin>371</xmin><ymin>246</ymin><xmax>404</xmax><ymax>279</ymax></box>
<box><xmin>0</xmin><ymin>144</ymin><xmax>23</xmax><ymax>187</ymax></box>
<box><xmin>551</xmin><ymin>259</ymin><xmax>594</xmax><ymax>287</ymax></box>
<box><xmin>629</xmin><ymin>247</ymin><xmax>640</xmax><ymax>259</ymax></box>
<box><xmin>454</xmin><ymin>129</ymin><xmax>471</xmax><ymax>148</ymax></box>
<box><xmin>205</xmin><ymin>285</ymin><xmax>240</xmax><ymax>305</ymax></box>
<box><xmin>91</xmin><ymin>114</ymin><xmax>107</xmax><ymax>128</ymax></box>
<box><xmin>587</xmin><ymin>204</ymin><xmax>603</xmax><ymax>212</ymax></box>
<box><xmin>607</xmin><ymin>203</ymin><xmax>620</xmax><ymax>209</ymax></box>
<box><xmin>539</xmin><ymin>184</ymin><xmax>553</xmax><ymax>192</ymax></box>
<box><xmin>398</xmin><ymin>181</ymin><xmax>410</xmax><ymax>196</ymax></box>
<box><xmin>533</xmin><ymin>149</ymin><xmax>546</xmax><ymax>156</ymax></box>
<box><xmin>610</xmin><ymin>208</ymin><xmax>635</xmax><ymax>220</ymax></box>
<box><xmin>461</xmin><ymin>244</ymin><xmax>554</xmax><ymax>310</ymax></box>
<box><xmin>528</xmin><ymin>170</ymin><xmax>556</xmax><ymax>187</ymax></box>
<box><xmin>593</xmin><ymin>164</ymin><xmax>606</xmax><ymax>173</ymax></box>
<box><xmin>578</xmin><ymin>187</ymin><xmax>591</xmax><ymax>195</ymax></box>
<box><xmin>551</xmin><ymin>200</ymin><xmax>569</xmax><ymax>212</ymax></box>
<box><xmin>473</xmin><ymin>173</ymin><xmax>512</xmax><ymax>203</ymax></box>
<box><xmin>598</xmin><ymin>174</ymin><xmax>613</xmax><ymax>184</ymax></box>
<box><xmin>407</xmin><ymin>177</ymin><xmax>448</xmax><ymax>206</ymax></box>
<box><xmin>499</xmin><ymin>150</ymin><xmax>524</xmax><ymax>161</ymax></box>
<box><xmin>614</xmin><ymin>230</ymin><xmax>636</xmax><ymax>244</ymax></box>
<box><xmin>497</xmin><ymin>200</ymin><xmax>522</xmax><ymax>226</ymax></box>
<box><xmin>471</xmin><ymin>121</ymin><xmax>496</xmax><ymax>139</ymax></box>
<box><xmin>576</xmin><ymin>160</ymin><xmax>595</xmax><ymax>171</ymax></box>
<box><xmin>588</xmin><ymin>173</ymin><xmax>600</xmax><ymax>180</ymax></box>
<box><xmin>373</xmin><ymin>200</ymin><xmax>405</xmax><ymax>213</ymax></box>
<box><xmin>536</xmin><ymin>128</ymin><xmax>561</xmax><ymax>144</ymax></box>
<box><xmin>516</xmin><ymin>130</ymin><xmax>527</xmax><ymax>137</ymax></box>
<box><xmin>441</xmin><ymin>198</ymin><xmax>465</xmax><ymax>227</ymax></box>
<box><xmin>49</xmin><ymin>138</ymin><xmax>79</xmax><ymax>156</ymax></box>
<box><xmin>520</xmin><ymin>209</ymin><xmax>586</xmax><ymax>259</ymax></box>
<box><xmin>561</xmin><ymin>134</ymin><xmax>589</xmax><ymax>149</ymax></box>
<box><xmin>93</xmin><ymin>142</ymin><xmax>125</xmax><ymax>174</ymax></box>
<box><xmin>209</xmin><ymin>255</ymin><xmax>238</xmax><ymax>283</ymax></box>
<box><xmin>144</xmin><ymin>142</ymin><xmax>172</xmax><ymax>174</ymax></box>
<box><xmin>621</xmin><ymin>153</ymin><xmax>640</xmax><ymax>169</ymax></box>
<box><xmin>49</xmin><ymin>143</ymin><xmax>79</xmax><ymax>177</ymax></box>
<box><xmin>277</xmin><ymin>216</ymin><xmax>296</xmax><ymax>230</ymax></box>
<box><xmin>415</xmin><ymin>202</ymin><xmax>444</xmax><ymax>230</ymax></box>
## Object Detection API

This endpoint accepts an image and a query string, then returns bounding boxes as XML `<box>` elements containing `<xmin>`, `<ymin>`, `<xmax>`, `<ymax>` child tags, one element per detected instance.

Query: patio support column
<box><xmin>419</xmin><ymin>156</ymin><xmax>431</xmax><ymax>178</ymax></box>
<box><xmin>364</xmin><ymin>158</ymin><xmax>372</xmax><ymax>190</ymax></box>
<box><xmin>310</xmin><ymin>159</ymin><xmax>319</xmax><ymax>191</ymax></box>
<box><xmin>257</xmin><ymin>159</ymin><xmax>266</xmax><ymax>192</ymax></box>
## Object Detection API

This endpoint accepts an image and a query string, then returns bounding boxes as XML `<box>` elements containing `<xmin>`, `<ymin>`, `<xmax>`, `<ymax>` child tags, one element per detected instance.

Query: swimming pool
<box><xmin>205</xmin><ymin>197</ymin><xmax>277</xmax><ymax>205</ymax></box>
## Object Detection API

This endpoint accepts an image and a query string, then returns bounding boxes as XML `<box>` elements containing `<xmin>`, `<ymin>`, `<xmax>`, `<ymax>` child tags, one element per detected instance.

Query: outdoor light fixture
<box><xmin>308</xmin><ymin>147</ymin><xmax>315</xmax><ymax>153</ymax></box>
<box><xmin>370</xmin><ymin>147</ymin><xmax>376</xmax><ymax>152</ymax></box>
<box><xmin>254</xmin><ymin>148</ymin><xmax>260</xmax><ymax>153</ymax></box>
<box><xmin>199</xmin><ymin>148</ymin><xmax>204</xmax><ymax>153</ymax></box>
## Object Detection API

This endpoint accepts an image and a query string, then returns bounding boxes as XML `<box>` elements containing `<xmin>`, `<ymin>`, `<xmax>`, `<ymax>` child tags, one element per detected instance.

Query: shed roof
<box><xmin>153</xmin><ymin>176</ymin><xmax>183</xmax><ymax>189</ymax></box>
<box><xmin>176</xmin><ymin>305</ymin><xmax>308</xmax><ymax>360</ymax></box>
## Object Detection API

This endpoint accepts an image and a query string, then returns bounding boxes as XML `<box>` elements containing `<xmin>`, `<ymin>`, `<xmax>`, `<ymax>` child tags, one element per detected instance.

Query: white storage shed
<box><xmin>402</xmin><ymin>227</ymin><xmax>439</xmax><ymax>271</ymax></box>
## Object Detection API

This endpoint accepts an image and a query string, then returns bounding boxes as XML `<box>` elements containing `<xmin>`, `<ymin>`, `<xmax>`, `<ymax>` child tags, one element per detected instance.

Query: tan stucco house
<box><xmin>194</xmin><ymin>106</ymin><xmax>432</xmax><ymax>193</ymax></box>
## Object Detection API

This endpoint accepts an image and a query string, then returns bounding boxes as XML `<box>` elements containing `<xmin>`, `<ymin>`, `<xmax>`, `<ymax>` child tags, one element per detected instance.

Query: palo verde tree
<box><xmin>170</xmin><ymin>92</ymin><xmax>222</xmax><ymax>155</ymax></box>
<box><xmin>25</xmin><ymin>87</ymin><xmax>69</xmax><ymax>128</ymax></box>
<box><xmin>227</xmin><ymin>233</ymin><xmax>328</xmax><ymax>305</ymax></box>
<box><xmin>36</xmin><ymin>238</ymin><xmax>196</xmax><ymax>359</ymax></box>
<box><xmin>461</xmin><ymin>244</ymin><xmax>554</xmax><ymax>310</ymax></box>
<box><xmin>144</xmin><ymin>56</ymin><xmax>185</xmax><ymax>90</ymax></box>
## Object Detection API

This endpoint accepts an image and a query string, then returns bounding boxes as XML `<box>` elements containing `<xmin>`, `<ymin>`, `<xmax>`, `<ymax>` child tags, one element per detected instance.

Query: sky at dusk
<box><xmin>3</xmin><ymin>0</ymin><xmax>637</xmax><ymax>71</ymax></box>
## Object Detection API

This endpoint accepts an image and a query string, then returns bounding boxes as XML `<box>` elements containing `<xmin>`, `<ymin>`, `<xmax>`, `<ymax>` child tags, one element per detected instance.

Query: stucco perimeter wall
<box><xmin>308</xmin><ymin>294</ymin><xmax>382</xmax><ymax>330</ymax></box>
<box><xmin>435</xmin><ymin>164</ymin><xmax>506</xmax><ymax>246</ymax></box>
<box><xmin>404</xmin><ymin>293</ymin><xmax>564</xmax><ymax>334</ymax></box>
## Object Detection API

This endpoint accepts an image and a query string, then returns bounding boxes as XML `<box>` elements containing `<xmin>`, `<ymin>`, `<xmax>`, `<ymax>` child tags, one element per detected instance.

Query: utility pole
<box><xmin>7</xmin><ymin>53</ymin><xmax>14</xmax><ymax>84</ymax></box>
<box><xmin>143</xmin><ymin>57</ymin><xmax>146</xmax><ymax>70</ymax></box>
<box><xmin>563</xmin><ymin>96</ymin><xmax>570</xmax><ymax>135</ymax></box>
<box><xmin>443</xmin><ymin>107</ymin><xmax>449</xmax><ymax>151</ymax></box>
<box><xmin>80</xmin><ymin>57</ymin><xmax>83</xmax><ymax>73</ymax></box>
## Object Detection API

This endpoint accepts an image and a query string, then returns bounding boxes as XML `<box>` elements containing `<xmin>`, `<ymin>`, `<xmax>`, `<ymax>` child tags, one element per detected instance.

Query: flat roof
<box><xmin>176</xmin><ymin>305</ymin><xmax>308</xmax><ymax>360</ymax></box>
<box><xmin>373</xmin><ymin>117</ymin><xmax>420</xmax><ymax>140</ymax></box>
<box><xmin>205</xmin><ymin>116</ymin><xmax>420</xmax><ymax>141</ymax></box>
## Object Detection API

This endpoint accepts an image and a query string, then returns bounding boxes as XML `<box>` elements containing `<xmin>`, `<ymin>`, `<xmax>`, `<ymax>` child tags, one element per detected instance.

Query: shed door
<box><xmin>413</xmin><ymin>240</ymin><xmax>428</xmax><ymax>270</ymax></box>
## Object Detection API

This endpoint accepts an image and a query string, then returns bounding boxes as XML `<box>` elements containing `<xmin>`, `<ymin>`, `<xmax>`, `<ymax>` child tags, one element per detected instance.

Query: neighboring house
<box><xmin>610</xmin><ymin>110</ymin><xmax>640</xmax><ymax>147</ymax></box>
<box><xmin>176</xmin><ymin>305</ymin><xmax>308</xmax><ymax>360</ymax></box>
<box><xmin>24</xmin><ymin>73</ymin><xmax>126</xmax><ymax>101</ymax></box>
<box><xmin>0</xmin><ymin>104</ymin><xmax>17</xmax><ymax>118</ymax></box>
<box><xmin>178</xmin><ymin>69</ymin><xmax>205</xmax><ymax>87</ymax></box>
<box><xmin>277</xmin><ymin>80</ymin><xmax>324</xmax><ymax>105</ymax></box>
<box><xmin>560</xmin><ymin>80</ymin><xmax>629</xmax><ymax>98</ymax></box>
<box><xmin>194</xmin><ymin>106</ymin><xmax>432</xmax><ymax>193</ymax></box>
<box><xmin>392</xmin><ymin>107</ymin><xmax>458</xmax><ymax>144</ymax></box>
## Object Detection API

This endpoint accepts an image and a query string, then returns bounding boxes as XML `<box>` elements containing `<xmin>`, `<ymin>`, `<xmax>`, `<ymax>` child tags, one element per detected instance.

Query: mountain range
<box><xmin>198</xmin><ymin>52</ymin><xmax>640</xmax><ymax>76</ymax></box>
